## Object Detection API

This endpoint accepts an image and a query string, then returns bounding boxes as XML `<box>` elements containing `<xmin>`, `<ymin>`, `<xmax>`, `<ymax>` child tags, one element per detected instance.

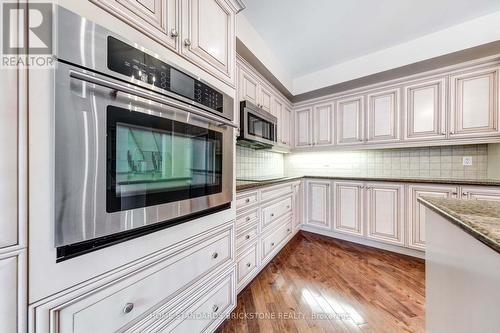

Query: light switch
<box><xmin>463</xmin><ymin>156</ymin><xmax>473</xmax><ymax>166</ymax></box>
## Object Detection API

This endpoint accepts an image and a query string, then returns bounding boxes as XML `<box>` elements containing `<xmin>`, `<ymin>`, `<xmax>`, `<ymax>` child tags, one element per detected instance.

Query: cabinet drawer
<box><xmin>237</xmin><ymin>242</ymin><xmax>259</xmax><ymax>288</ymax></box>
<box><xmin>261</xmin><ymin>183</ymin><xmax>293</xmax><ymax>202</ymax></box>
<box><xmin>57</xmin><ymin>229</ymin><xmax>232</xmax><ymax>333</ymax></box>
<box><xmin>236</xmin><ymin>208</ymin><xmax>259</xmax><ymax>231</ymax></box>
<box><xmin>161</xmin><ymin>270</ymin><xmax>235</xmax><ymax>333</ymax></box>
<box><xmin>236</xmin><ymin>191</ymin><xmax>259</xmax><ymax>212</ymax></box>
<box><xmin>236</xmin><ymin>224</ymin><xmax>259</xmax><ymax>250</ymax></box>
<box><xmin>261</xmin><ymin>196</ymin><xmax>292</xmax><ymax>230</ymax></box>
<box><xmin>261</xmin><ymin>220</ymin><xmax>292</xmax><ymax>263</ymax></box>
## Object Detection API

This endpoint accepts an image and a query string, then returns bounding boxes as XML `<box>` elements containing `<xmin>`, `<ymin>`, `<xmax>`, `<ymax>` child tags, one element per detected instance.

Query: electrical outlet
<box><xmin>463</xmin><ymin>156</ymin><xmax>473</xmax><ymax>166</ymax></box>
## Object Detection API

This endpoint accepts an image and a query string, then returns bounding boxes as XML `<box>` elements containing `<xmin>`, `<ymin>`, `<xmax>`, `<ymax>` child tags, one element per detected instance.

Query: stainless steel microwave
<box><xmin>237</xmin><ymin>101</ymin><xmax>277</xmax><ymax>149</ymax></box>
<box><xmin>53</xmin><ymin>7</ymin><xmax>235</xmax><ymax>260</ymax></box>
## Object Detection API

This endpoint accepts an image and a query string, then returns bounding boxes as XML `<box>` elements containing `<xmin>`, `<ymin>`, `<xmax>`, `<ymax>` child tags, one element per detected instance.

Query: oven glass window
<box><xmin>247</xmin><ymin>113</ymin><xmax>275</xmax><ymax>141</ymax></box>
<box><xmin>107</xmin><ymin>106</ymin><xmax>223</xmax><ymax>212</ymax></box>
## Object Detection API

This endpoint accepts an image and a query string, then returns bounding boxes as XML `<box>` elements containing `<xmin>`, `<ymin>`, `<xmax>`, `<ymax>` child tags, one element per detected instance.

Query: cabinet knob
<box><xmin>245</xmin><ymin>198</ymin><xmax>250</xmax><ymax>203</ymax></box>
<box><xmin>123</xmin><ymin>303</ymin><xmax>134</xmax><ymax>314</ymax></box>
<box><xmin>270</xmin><ymin>213</ymin><xmax>275</xmax><ymax>217</ymax></box>
<box><xmin>212</xmin><ymin>305</ymin><xmax>219</xmax><ymax>313</ymax></box>
<box><xmin>170</xmin><ymin>28</ymin><xmax>179</xmax><ymax>38</ymax></box>
<box><xmin>211</xmin><ymin>252</ymin><xmax>219</xmax><ymax>259</ymax></box>
<box><xmin>287</xmin><ymin>228</ymin><xmax>291</xmax><ymax>232</ymax></box>
<box><xmin>246</xmin><ymin>262</ymin><xmax>252</xmax><ymax>268</ymax></box>
<box><xmin>184</xmin><ymin>39</ymin><xmax>192</xmax><ymax>47</ymax></box>
<box><xmin>271</xmin><ymin>242</ymin><xmax>275</xmax><ymax>247</ymax></box>
<box><xmin>287</xmin><ymin>205</ymin><xmax>290</xmax><ymax>209</ymax></box>
<box><xmin>245</xmin><ymin>234</ymin><xmax>251</xmax><ymax>240</ymax></box>
<box><xmin>462</xmin><ymin>192</ymin><xmax>468</xmax><ymax>196</ymax></box>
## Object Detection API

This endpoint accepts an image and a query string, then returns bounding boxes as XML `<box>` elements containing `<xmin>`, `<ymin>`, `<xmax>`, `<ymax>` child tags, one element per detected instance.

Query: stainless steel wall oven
<box><xmin>54</xmin><ymin>8</ymin><xmax>235</xmax><ymax>261</ymax></box>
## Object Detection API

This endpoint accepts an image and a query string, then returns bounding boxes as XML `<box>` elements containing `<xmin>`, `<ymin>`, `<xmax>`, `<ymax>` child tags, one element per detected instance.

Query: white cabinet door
<box><xmin>181</xmin><ymin>0</ymin><xmax>235</xmax><ymax>83</ymax></box>
<box><xmin>280</xmin><ymin>105</ymin><xmax>292</xmax><ymax>147</ymax></box>
<box><xmin>305</xmin><ymin>180</ymin><xmax>331</xmax><ymax>230</ymax></box>
<box><xmin>295</xmin><ymin>107</ymin><xmax>313</xmax><ymax>147</ymax></box>
<box><xmin>450</xmin><ymin>67</ymin><xmax>499</xmax><ymax>138</ymax></box>
<box><xmin>258</xmin><ymin>84</ymin><xmax>273</xmax><ymax>114</ymax></box>
<box><xmin>292</xmin><ymin>183</ymin><xmax>301</xmax><ymax>230</ymax></box>
<box><xmin>462</xmin><ymin>186</ymin><xmax>500</xmax><ymax>201</ymax></box>
<box><xmin>407</xmin><ymin>185</ymin><xmax>459</xmax><ymax>250</ymax></box>
<box><xmin>336</xmin><ymin>96</ymin><xmax>364</xmax><ymax>145</ymax></box>
<box><xmin>333</xmin><ymin>181</ymin><xmax>364</xmax><ymax>236</ymax></box>
<box><xmin>313</xmin><ymin>102</ymin><xmax>334</xmax><ymax>146</ymax></box>
<box><xmin>404</xmin><ymin>78</ymin><xmax>447</xmax><ymax>141</ymax></box>
<box><xmin>366</xmin><ymin>183</ymin><xmax>405</xmax><ymax>246</ymax></box>
<box><xmin>0</xmin><ymin>251</ymin><xmax>26</xmax><ymax>333</ymax></box>
<box><xmin>239</xmin><ymin>67</ymin><xmax>259</xmax><ymax>104</ymax></box>
<box><xmin>91</xmin><ymin>0</ymin><xmax>179</xmax><ymax>51</ymax></box>
<box><xmin>0</xmin><ymin>61</ymin><xmax>18</xmax><ymax>249</ymax></box>
<box><xmin>367</xmin><ymin>88</ymin><xmax>400</xmax><ymax>142</ymax></box>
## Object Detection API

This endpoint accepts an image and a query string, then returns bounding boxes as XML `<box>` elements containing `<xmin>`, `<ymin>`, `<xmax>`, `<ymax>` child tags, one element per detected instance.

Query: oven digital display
<box><xmin>107</xmin><ymin>36</ymin><xmax>224</xmax><ymax>112</ymax></box>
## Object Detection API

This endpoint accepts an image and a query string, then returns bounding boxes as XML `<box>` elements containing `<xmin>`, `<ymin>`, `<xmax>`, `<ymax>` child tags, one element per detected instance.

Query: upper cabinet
<box><xmin>295</xmin><ymin>107</ymin><xmax>313</xmax><ymax>147</ymax></box>
<box><xmin>403</xmin><ymin>78</ymin><xmax>446</xmax><ymax>141</ymax></box>
<box><xmin>239</xmin><ymin>67</ymin><xmax>259</xmax><ymax>104</ymax></box>
<box><xmin>366</xmin><ymin>88</ymin><xmax>400</xmax><ymax>143</ymax></box>
<box><xmin>90</xmin><ymin>0</ymin><xmax>243</xmax><ymax>86</ymax></box>
<box><xmin>336</xmin><ymin>96</ymin><xmax>364</xmax><ymax>145</ymax></box>
<box><xmin>259</xmin><ymin>84</ymin><xmax>274</xmax><ymax>114</ymax></box>
<box><xmin>450</xmin><ymin>67</ymin><xmax>499</xmax><ymax>138</ymax></box>
<box><xmin>313</xmin><ymin>103</ymin><xmax>334</xmax><ymax>146</ymax></box>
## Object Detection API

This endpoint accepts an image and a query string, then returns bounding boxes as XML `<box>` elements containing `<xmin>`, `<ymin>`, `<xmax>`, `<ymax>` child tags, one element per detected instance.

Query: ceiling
<box><xmin>243</xmin><ymin>0</ymin><xmax>500</xmax><ymax>78</ymax></box>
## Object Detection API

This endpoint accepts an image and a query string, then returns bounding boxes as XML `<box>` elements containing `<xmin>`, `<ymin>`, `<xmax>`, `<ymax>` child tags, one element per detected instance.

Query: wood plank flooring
<box><xmin>217</xmin><ymin>232</ymin><xmax>425</xmax><ymax>333</ymax></box>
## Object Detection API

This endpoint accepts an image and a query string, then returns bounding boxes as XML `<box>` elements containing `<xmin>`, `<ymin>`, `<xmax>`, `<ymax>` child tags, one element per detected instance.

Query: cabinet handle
<box><xmin>287</xmin><ymin>228</ymin><xmax>291</xmax><ymax>232</ymax></box>
<box><xmin>246</xmin><ymin>216</ymin><xmax>251</xmax><ymax>221</ymax></box>
<box><xmin>246</xmin><ymin>262</ymin><xmax>252</xmax><ymax>268</ymax></box>
<box><xmin>212</xmin><ymin>305</ymin><xmax>219</xmax><ymax>313</ymax></box>
<box><xmin>245</xmin><ymin>234</ymin><xmax>251</xmax><ymax>240</ymax></box>
<box><xmin>211</xmin><ymin>252</ymin><xmax>219</xmax><ymax>259</ymax></box>
<box><xmin>270</xmin><ymin>213</ymin><xmax>275</xmax><ymax>217</ymax></box>
<box><xmin>123</xmin><ymin>303</ymin><xmax>134</xmax><ymax>314</ymax></box>
<box><xmin>170</xmin><ymin>28</ymin><xmax>179</xmax><ymax>38</ymax></box>
<box><xmin>462</xmin><ymin>192</ymin><xmax>468</xmax><ymax>197</ymax></box>
<box><xmin>271</xmin><ymin>242</ymin><xmax>275</xmax><ymax>247</ymax></box>
<box><xmin>287</xmin><ymin>205</ymin><xmax>290</xmax><ymax>209</ymax></box>
<box><xmin>184</xmin><ymin>39</ymin><xmax>192</xmax><ymax>47</ymax></box>
<box><xmin>245</xmin><ymin>198</ymin><xmax>250</xmax><ymax>203</ymax></box>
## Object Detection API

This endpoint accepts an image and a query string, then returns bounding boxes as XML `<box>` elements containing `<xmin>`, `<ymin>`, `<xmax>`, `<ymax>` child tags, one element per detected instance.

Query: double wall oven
<box><xmin>54</xmin><ymin>8</ymin><xmax>235</xmax><ymax>260</ymax></box>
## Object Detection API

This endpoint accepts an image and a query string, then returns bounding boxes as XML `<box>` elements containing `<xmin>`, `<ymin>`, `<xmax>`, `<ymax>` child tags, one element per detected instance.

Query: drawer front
<box><xmin>261</xmin><ymin>220</ymin><xmax>292</xmax><ymax>263</ymax></box>
<box><xmin>236</xmin><ymin>224</ymin><xmax>259</xmax><ymax>250</ymax></box>
<box><xmin>236</xmin><ymin>242</ymin><xmax>259</xmax><ymax>288</ymax></box>
<box><xmin>236</xmin><ymin>191</ymin><xmax>259</xmax><ymax>212</ymax></box>
<box><xmin>261</xmin><ymin>183</ymin><xmax>293</xmax><ymax>202</ymax></box>
<box><xmin>261</xmin><ymin>196</ymin><xmax>292</xmax><ymax>230</ymax></box>
<box><xmin>164</xmin><ymin>270</ymin><xmax>236</xmax><ymax>333</ymax></box>
<box><xmin>58</xmin><ymin>229</ymin><xmax>232</xmax><ymax>333</ymax></box>
<box><xmin>236</xmin><ymin>208</ymin><xmax>259</xmax><ymax>231</ymax></box>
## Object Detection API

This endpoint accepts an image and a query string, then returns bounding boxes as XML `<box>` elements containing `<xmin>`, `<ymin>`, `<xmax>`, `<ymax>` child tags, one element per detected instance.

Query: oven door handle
<box><xmin>69</xmin><ymin>70</ymin><xmax>238</xmax><ymax>129</ymax></box>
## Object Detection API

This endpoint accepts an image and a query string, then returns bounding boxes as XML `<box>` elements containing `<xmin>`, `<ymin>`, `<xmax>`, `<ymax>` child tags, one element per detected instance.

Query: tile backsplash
<box><xmin>236</xmin><ymin>146</ymin><xmax>285</xmax><ymax>179</ymax></box>
<box><xmin>284</xmin><ymin>145</ymin><xmax>489</xmax><ymax>180</ymax></box>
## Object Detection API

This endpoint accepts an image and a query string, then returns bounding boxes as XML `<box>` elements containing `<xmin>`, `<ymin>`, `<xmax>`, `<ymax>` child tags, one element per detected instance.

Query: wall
<box><xmin>236</xmin><ymin>146</ymin><xmax>284</xmax><ymax>179</ymax></box>
<box><xmin>487</xmin><ymin>143</ymin><xmax>500</xmax><ymax>180</ymax></box>
<box><xmin>285</xmin><ymin>145</ymin><xmax>489</xmax><ymax>180</ymax></box>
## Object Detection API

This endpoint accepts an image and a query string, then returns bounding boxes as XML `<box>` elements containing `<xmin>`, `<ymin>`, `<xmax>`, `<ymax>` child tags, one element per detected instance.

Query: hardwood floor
<box><xmin>217</xmin><ymin>232</ymin><xmax>425</xmax><ymax>333</ymax></box>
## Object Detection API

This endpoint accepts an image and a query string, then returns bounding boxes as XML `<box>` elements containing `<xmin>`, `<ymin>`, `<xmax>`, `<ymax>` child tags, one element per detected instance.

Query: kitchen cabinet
<box><xmin>279</xmin><ymin>104</ymin><xmax>292</xmax><ymax>147</ymax></box>
<box><xmin>450</xmin><ymin>67</ymin><xmax>500</xmax><ymax>138</ymax></box>
<box><xmin>407</xmin><ymin>184</ymin><xmax>458</xmax><ymax>250</ymax></box>
<box><xmin>0</xmin><ymin>251</ymin><xmax>26</xmax><ymax>333</ymax></box>
<box><xmin>366</xmin><ymin>88</ymin><xmax>400</xmax><ymax>143</ymax></box>
<box><xmin>305</xmin><ymin>180</ymin><xmax>332</xmax><ymax>230</ymax></box>
<box><xmin>404</xmin><ymin>78</ymin><xmax>447</xmax><ymax>141</ymax></box>
<box><xmin>295</xmin><ymin>107</ymin><xmax>313</xmax><ymax>147</ymax></box>
<box><xmin>292</xmin><ymin>182</ymin><xmax>302</xmax><ymax>230</ymax></box>
<box><xmin>333</xmin><ymin>181</ymin><xmax>364</xmax><ymax>236</ymax></box>
<box><xmin>366</xmin><ymin>183</ymin><xmax>405</xmax><ymax>246</ymax></box>
<box><xmin>336</xmin><ymin>96</ymin><xmax>364</xmax><ymax>145</ymax></box>
<box><xmin>461</xmin><ymin>186</ymin><xmax>500</xmax><ymax>201</ymax></box>
<box><xmin>258</xmin><ymin>84</ymin><xmax>273</xmax><ymax>114</ymax></box>
<box><xmin>313</xmin><ymin>102</ymin><xmax>334</xmax><ymax>146</ymax></box>
<box><xmin>239</xmin><ymin>67</ymin><xmax>259</xmax><ymax>105</ymax></box>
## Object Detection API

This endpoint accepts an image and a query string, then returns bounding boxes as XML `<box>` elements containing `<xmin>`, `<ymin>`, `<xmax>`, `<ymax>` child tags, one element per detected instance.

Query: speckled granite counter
<box><xmin>418</xmin><ymin>197</ymin><xmax>500</xmax><ymax>254</ymax></box>
<box><xmin>236</xmin><ymin>175</ymin><xmax>500</xmax><ymax>192</ymax></box>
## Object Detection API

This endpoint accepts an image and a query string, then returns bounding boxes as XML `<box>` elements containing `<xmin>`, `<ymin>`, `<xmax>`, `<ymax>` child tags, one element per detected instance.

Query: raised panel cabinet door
<box><xmin>274</xmin><ymin>98</ymin><xmax>284</xmax><ymax>143</ymax></box>
<box><xmin>408</xmin><ymin>185</ymin><xmax>458</xmax><ymax>250</ymax></box>
<box><xmin>450</xmin><ymin>67</ymin><xmax>499</xmax><ymax>138</ymax></box>
<box><xmin>366</xmin><ymin>183</ymin><xmax>405</xmax><ymax>246</ymax></box>
<box><xmin>279</xmin><ymin>104</ymin><xmax>292</xmax><ymax>147</ymax></box>
<box><xmin>0</xmin><ymin>62</ymin><xmax>18</xmax><ymax>249</ymax></box>
<box><xmin>461</xmin><ymin>186</ymin><xmax>500</xmax><ymax>201</ymax></box>
<box><xmin>295</xmin><ymin>107</ymin><xmax>313</xmax><ymax>147</ymax></box>
<box><xmin>336</xmin><ymin>96</ymin><xmax>364</xmax><ymax>145</ymax></box>
<box><xmin>259</xmin><ymin>85</ymin><xmax>273</xmax><ymax>114</ymax></box>
<box><xmin>292</xmin><ymin>183</ymin><xmax>301</xmax><ymax>229</ymax></box>
<box><xmin>313</xmin><ymin>102</ymin><xmax>334</xmax><ymax>146</ymax></box>
<box><xmin>367</xmin><ymin>88</ymin><xmax>400</xmax><ymax>142</ymax></box>
<box><xmin>0</xmin><ymin>251</ymin><xmax>26</xmax><ymax>333</ymax></box>
<box><xmin>333</xmin><ymin>181</ymin><xmax>364</xmax><ymax>236</ymax></box>
<box><xmin>91</xmin><ymin>0</ymin><xmax>179</xmax><ymax>51</ymax></box>
<box><xmin>182</xmin><ymin>0</ymin><xmax>235</xmax><ymax>83</ymax></box>
<box><xmin>239</xmin><ymin>67</ymin><xmax>259</xmax><ymax>104</ymax></box>
<box><xmin>404</xmin><ymin>78</ymin><xmax>447</xmax><ymax>141</ymax></box>
<box><xmin>305</xmin><ymin>180</ymin><xmax>331</xmax><ymax>230</ymax></box>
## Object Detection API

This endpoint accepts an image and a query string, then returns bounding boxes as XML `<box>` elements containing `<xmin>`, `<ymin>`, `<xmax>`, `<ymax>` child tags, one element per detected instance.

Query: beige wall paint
<box><xmin>487</xmin><ymin>143</ymin><xmax>500</xmax><ymax>179</ymax></box>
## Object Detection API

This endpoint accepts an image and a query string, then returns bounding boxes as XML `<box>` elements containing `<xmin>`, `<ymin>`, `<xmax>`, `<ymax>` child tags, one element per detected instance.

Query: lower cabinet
<box><xmin>462</xmin><ymin>186</ymin><xmax>500</xmax><ymax>201</ymax></box>
<box><xmin>0</xmin><ymin>250</ymin><xmax>26</xmax><ymax>333</ymax></box>
<box><xmin>333</xmin><ymin>181</ymin><xmax>364</xmax><ymax>236</ymax></box>
<box><xmin>305</xmin><ymin>179</ymin><xmax>332</xmax><ymax>230</ymax></box>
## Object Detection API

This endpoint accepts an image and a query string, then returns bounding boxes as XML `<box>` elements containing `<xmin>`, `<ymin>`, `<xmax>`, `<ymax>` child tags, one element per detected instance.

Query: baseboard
<box><xmin>300</xmin><ymin>225</ymin><xmax>426</xmax><ymax>259</ymax></box>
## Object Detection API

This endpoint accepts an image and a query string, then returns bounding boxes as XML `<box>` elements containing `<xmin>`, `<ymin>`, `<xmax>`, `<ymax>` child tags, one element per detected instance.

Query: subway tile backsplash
<box><xmin>236</xmin><ymin>146</ymin><xmax>285</xmax><ymax>179</ymax></box>
<box><xmin>284</xmin><ymin>145</ymin><xmax>489</xmax><ymax>180</ymax></box>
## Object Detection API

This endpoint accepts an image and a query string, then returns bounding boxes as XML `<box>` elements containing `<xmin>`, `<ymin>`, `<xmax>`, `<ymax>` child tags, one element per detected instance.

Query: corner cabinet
<box><xmin>90</xmin><ymin>0</ymin><xmax>243</xmax><ymax>86</ymax></box>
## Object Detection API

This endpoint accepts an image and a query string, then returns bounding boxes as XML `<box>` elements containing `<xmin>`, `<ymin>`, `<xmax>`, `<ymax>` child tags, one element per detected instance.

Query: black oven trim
<box><xmin>106</xmin><ymin>106</ymin><xmax>223</xmax><ymax>213</ymax></box>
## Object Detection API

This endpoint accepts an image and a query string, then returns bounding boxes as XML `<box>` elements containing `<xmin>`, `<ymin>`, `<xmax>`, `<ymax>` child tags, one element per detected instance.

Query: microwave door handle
<box><xmin>69</xmin><ymin>70</ymin><xmax>238</xmax><ymax>129</ymax></box>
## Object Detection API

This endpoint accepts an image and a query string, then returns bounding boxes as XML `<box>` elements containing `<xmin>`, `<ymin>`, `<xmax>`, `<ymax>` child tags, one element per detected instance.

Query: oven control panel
<box><xmin>107</xmin><ymin>37</ymin><xmax>223</xmax><ymax>112</ymax></box>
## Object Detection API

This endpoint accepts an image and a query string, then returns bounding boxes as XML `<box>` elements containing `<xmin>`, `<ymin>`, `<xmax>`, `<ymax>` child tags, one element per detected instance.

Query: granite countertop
<box><xmin>417</xmin><ymin>197</ymin><xmax>500</xmax><ymax>254</ymax></box>
<box><xmin>236</xmin><ymin>175</ymin><xmax>500</xmax><ymax>191</ymax></box>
